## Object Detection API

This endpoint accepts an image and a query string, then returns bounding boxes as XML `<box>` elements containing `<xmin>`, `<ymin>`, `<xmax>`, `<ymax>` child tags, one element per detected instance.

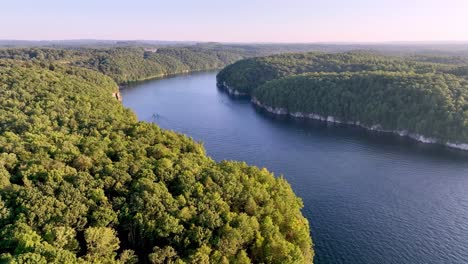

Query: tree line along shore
<box><xmin>217</xmin><ymin>52</ymin><xmax>468</xmax><ymax>149</ymax></box>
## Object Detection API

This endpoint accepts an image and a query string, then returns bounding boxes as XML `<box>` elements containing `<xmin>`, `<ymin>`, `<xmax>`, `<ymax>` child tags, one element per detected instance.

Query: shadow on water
<box><xmin>255</xmin><ymin>107</ymin><xmax>468</xmax><ymax>162</ymax></box>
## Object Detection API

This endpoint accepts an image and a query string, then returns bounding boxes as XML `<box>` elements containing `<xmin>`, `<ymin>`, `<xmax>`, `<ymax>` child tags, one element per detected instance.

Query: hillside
<box><xmin>0</xmin><ymin>60</ymin><xmax>313</xmax><ymax>263</ymax></box>
<box><xmin>216</xmin><ymin>52</ymin><xmax>468</xmax><ymax>149</ymax></box>
<box><xmin>252</xmin><ymin>72</ymin><xmax>468</xmax><ymax>146</ymax></box>
<box><xmin>0</xmin><ymin>46</ymin><xmax>253</xmax><ymax>84</ymax></box>
<box><xmin>216</xmin><ymin>52</ymin><xmax>466</xmax><ymax>95</ymax></box>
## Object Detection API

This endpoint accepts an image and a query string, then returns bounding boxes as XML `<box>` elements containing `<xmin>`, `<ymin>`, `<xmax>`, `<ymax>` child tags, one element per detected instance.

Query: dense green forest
<box><xmin>0</xmin><ymin>46</ymin><xmax>255</xmax><ymax>84</ymax></box>
<box><xmin>216</xmin><ymin>52</ymin><xmax>468</xmax><ymax>95</ymax></box>
<box><xmin>253</xmin><ymin>72</ymin><xmax>468</xmax><ymax>143</ymax></box>
<box><xmin>0</xmin><ymin>43</ymin><xmax>371</xmax><ymax>84</ymax></box>
<box><xmin>217</xmin><ymin>52</ymin><xmax>468</xmax><ymax>146</ymax></box>
<box><xmin>3</xmin><ymin>45</ymin><xmax>468</xmax><ymax>86</ymax></box>
<box><xmin>0</xmin><ymin>60</ymin><xmax>313</xmax><ymax>263</ymax></box>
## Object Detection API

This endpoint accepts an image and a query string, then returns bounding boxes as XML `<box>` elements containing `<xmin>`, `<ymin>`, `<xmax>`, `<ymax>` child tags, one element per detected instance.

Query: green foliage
<box><xmin>84</xmin><ymin>227</ymin><xmax>120</xmax><ymax>260</ymax></box>
<box><xmin>216</xmin><ymin>51</ymin><xmax>461</xmax><ymax>95</ymax></box>
<box><xmin>253</xmin><ymin>72</ymin><xmax>468</xmax><ymax>143</ymax></box>
<box><xmin>0</xmin><ymin>46</ymin><xmax>261</xmax><ymax>84</ymax></box>
<box><xmin>217</xmin><ymin>52</ymin><xmax>468</xmax><ymax>144</ymax></box>
<box><xmin>0</xmin><ymin>61</ymin><xmax>313</xmax><ymax>263</ymax></box>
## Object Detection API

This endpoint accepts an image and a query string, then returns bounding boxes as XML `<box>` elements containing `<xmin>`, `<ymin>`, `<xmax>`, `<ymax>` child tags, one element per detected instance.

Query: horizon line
<box><xmin>1</xmin><ymin>39</ymin><xmax>468</xmax><ymax>45</ymax></box>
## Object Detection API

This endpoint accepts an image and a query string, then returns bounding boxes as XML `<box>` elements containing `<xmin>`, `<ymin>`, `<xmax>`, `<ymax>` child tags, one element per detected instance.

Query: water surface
<box><xmin>121</xmin><ymin>72</ymin><xmax>468</xmax><ymax>264</ymax></box>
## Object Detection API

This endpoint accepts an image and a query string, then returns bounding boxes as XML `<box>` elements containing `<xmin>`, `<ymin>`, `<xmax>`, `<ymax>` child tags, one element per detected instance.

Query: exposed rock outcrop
<box><xmin>251</xmin><ymin>97</ymin><xmax>467</xmax><ymax>151</ymax></box>
<box><xmin>218</xmin><ymin>81</ymin><xmax>248</xmax><ymax>96</ymax></box>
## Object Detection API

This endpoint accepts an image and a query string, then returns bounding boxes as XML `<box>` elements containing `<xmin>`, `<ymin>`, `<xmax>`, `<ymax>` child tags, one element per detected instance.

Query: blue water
<box><xmin>121</xmin><ymin>71</ymin><xmax>468</xmax><ymax>264</ymax></box>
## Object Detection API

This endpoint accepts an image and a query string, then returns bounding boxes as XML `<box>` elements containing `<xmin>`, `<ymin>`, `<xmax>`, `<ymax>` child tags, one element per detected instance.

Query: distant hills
<box><xmin>2</xmin><ymin>40</ymin><xmax>468</xmax><ymax>56</ymax></box>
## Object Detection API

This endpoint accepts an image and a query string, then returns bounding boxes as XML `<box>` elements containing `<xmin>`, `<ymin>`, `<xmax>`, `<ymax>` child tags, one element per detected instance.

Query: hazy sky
<box><xmin>2</xmin><ymin>0</ymin><xmax>467</xmax><ymax>42</ymax></box>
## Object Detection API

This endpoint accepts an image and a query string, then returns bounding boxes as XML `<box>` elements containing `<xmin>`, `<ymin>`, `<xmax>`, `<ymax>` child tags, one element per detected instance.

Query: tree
<box><xmin>84</xmin><ymin>227</ymin><xmax>120</xmax><ymax>260</ymax></box>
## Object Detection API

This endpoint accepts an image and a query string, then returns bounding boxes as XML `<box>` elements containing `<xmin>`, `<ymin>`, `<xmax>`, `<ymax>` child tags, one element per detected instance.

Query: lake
<box><xmin>121</xmin><ymin>71</ymin><xmax>468</xmax><ymax>264</ymax></box>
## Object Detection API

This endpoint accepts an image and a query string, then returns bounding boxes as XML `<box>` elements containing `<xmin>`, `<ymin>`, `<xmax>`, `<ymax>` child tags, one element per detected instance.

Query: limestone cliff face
<box><xmin>251</xmin><ymin>97</ymin><xmax>468</xmax><ymax>151</ymax></box>
<box><xmin>218</xmin><ymin>81</ymin><xmax>248</xmax><ymax>96</ymax></box>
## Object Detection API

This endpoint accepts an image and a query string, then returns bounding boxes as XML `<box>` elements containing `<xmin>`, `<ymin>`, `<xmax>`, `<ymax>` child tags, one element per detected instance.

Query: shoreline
<box><xmin>217</xmin><ymin>81</ymin><xmax>249</xmax><ymax>96</ymax></box>
<box><xmin>249</xmin><ymin>95</ymin><xmax>468</xmax><ymax>151</ymax></box>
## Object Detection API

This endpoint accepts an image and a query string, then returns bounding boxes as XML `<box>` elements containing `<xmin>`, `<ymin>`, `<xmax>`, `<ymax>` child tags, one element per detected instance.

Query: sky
<box><xmin>1</xmin><ymin>0</ymin><xmax>468</xmax><ymax>43</ymax></box>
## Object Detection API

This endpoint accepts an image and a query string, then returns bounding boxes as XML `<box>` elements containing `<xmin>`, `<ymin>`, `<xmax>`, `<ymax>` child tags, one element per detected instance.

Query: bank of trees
<box><xmin>253</xmin><ymin>72</ymin><xmax>468</xmax><ymax>143</ymax></box>
<box><xmin>0</xmin><ymin>46</ymin><xmax>254</xmax><ymax>84</ymax></box>
<box><xmin>2</xmin><ymin>44</ymin><xmax>370</xmax><ymax>85</ymax></box>
<box><xmin>71</xmin><ymin>47</ymin><xmax>247</xmax><ymax>83</ymax></box>
<box><xmin>217</xmin><ymin>52</ymin><xmax>468</xmax><ymax>144</ymax></box>
<box><xmin>0</xmin><ymin>61</ymin><xmax>313</xmax><ymax>263</ymax></box>
<box><xmin>216</xmin><ymin>52</ymin><xmax>464</xmax><ymax>95</ymax></box>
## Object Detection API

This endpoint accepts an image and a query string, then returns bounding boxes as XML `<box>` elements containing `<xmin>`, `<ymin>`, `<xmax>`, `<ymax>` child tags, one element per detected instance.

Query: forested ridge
<box><xmin>0</xmin><ymin>46</ymin><xmax>253</xmax><ymax>84</ymax></box>
<box><xmin>253</xmin><ymin>72</ymin><xmax>468</xmax><ymax>143</ymax></box>
<box><xmin>217</xmin><ymin>52</ymin><xmax>468</xmax><ymax>147</ymax></box>
<box><xmin>216</xmin><ymin>52</ymin><xmax>468</xmax><ymax>95</ymax></box>
<box><xmin>0</xmin><ymin>60</ymin><xmax>313</xmax><ymax>263</ymax></box>
<box><xmin>0</xmin><ymin>44</ymin><xmax>363</xmax><ymax>84</ymax></box>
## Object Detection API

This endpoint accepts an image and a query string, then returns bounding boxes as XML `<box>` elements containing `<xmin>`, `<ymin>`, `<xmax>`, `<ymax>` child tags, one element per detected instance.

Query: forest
<box><xmin>0</xmin><ymin>43</ymin><xmax>363</xmax><ymax>84</ymax></box>
<box><xmin>216</xmin><ymin>52</ymin><xmax>468</xmax><ymax>95</ymax></box>
<box><xmin>217</xmin><ymin>52</ymin><xmax>468</xmax><ymax>146</ymax></box>
<box><xmin>0</xmin><ymin>46</ymin><xmax>255</xmax><ymax>84</ymax></box>
<box><xmin>0</xmin><ymin>60</ymin><xmax>313</xmax><ymax>263</ymax></box>
<box><xmin>253</xmin><ymin>72</ymin><xmax>468</xmax><ymax>144</ymax></box>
